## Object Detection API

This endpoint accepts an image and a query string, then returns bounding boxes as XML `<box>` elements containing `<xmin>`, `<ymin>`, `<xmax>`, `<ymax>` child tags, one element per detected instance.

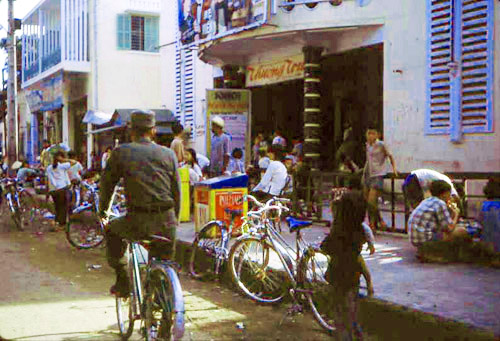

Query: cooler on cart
<box><xmin>193</xmin><ymin>174</ymin><xmax>248</xmax><ymax>233</ymax></box>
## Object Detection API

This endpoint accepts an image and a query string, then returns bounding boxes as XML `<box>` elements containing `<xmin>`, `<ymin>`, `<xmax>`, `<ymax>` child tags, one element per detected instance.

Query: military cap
<box><xmin>130</xmin><ymin>110</ymin><xmax>156</xmax><ymax>129</ymax></box>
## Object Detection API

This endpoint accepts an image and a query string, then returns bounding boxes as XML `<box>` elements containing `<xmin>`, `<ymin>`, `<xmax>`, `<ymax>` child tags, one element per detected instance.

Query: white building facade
<box><xmin>160</xmin><ymin>1</ymin><xmax>217</xmax><ymax>155</ymax></box>
<box><xmin>167</xmin><ymin>0</ymin><xmax>499</xmax><ymax>174</ymax></box>
<box><xmin>20</xmin><ymin>0</ymin><xmax>163</xmax><ymax>166</ymax></box>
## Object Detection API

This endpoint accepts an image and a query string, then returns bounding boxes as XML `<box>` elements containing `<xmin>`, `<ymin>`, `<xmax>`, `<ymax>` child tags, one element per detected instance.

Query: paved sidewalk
<box><xmin>177</xmin><ymin>221</ymin><xmax>500</xmax><ymax>336</ymax></box>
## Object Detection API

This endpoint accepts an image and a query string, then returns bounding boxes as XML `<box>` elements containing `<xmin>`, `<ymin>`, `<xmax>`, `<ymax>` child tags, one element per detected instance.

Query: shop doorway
<box><xmin>320</xmin><ymin>43</ymin><xmax>384</xmax><ymax>170</ymax></box>
<box><xmin>249</xmin><ymin>43</ymin><xmax>383</xmax><ymax>171</ymax></box>
<box><xmin>250</xmin><ymin>79</ymin><xmax>304</xmax><ymax>148</ymax></box>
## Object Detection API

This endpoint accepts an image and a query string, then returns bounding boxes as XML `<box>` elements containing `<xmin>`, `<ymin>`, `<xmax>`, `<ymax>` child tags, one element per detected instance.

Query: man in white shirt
<box><xmin>196</xmin><ymin>153</ymin><xmax>210</xmax><ymax>173</ymax></box>
<box><xmin>67</xmin><ymin>151</ymin><xmax>84</xmax><ymax>183</ymax></box>
<box><xmin>252</xmin><ymin>146</ymin><xmax>288</xmax><ymax>200</ymax></box>
<box><xmin>46</xmin><ymin>151</ymin><xmax>77</xmax><ymax>228</ymax></box>
<box><xmin>403</xmin><ymin>169</ymin><xmax>459</xmax><ymax>210</ymax></box>
<box><xmin>272</xmin><ymin>130</ymin><xmax>287</xmax><ymax>148</ymax></box>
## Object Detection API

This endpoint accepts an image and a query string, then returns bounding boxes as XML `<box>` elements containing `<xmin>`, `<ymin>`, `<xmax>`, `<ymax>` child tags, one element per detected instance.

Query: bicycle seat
<box><xmin>286</xmin><ymin>217</ymin><xmax>312</xmax><ymax>233</ymax></box>
<box><xmin>224</xmin><ymin>208</ymin><xmax>242</xmax><ymax>218</ymax></box>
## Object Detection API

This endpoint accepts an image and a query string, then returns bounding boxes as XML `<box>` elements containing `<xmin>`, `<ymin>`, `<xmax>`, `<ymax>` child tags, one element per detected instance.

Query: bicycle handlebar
<box><xmin>244</xmin><ymin>194</ymin><xmax>264</xmax><ymax>207</ymax></box>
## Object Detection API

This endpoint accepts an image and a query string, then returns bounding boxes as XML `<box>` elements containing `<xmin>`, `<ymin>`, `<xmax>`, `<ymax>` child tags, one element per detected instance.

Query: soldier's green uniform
<box><xmin>99</xmin><ymin>110</ymin><xmax>181</xmax><ymax>296</ymax></box>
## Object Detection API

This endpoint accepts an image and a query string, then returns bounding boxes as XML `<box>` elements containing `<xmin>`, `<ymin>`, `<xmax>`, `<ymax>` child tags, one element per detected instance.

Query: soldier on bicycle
<box><xmin>99</xmin><ymin>110</ymin><xmax>181</xmax><ymax>297</ymax></box>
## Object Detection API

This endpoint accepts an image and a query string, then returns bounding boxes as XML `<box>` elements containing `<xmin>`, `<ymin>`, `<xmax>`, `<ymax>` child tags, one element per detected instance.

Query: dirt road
<box><xmin>0</xmin><ymin>218</ymin><xmax>351</xmax><ymax>341</ymax></box>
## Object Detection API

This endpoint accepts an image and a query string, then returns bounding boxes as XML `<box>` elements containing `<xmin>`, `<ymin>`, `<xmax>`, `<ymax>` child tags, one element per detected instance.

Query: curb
<box><xmin>173</xmin><ymin>239</ymin><xmax>497</xmax><ymax>340</ymax></box>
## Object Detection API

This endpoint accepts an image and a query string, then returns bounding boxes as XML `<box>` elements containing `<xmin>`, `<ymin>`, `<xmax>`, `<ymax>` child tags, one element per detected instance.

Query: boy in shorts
<box><xmin>362</xmin><ymin>127</ymin><xmax>398</xmax><ymax>230</ymax></box>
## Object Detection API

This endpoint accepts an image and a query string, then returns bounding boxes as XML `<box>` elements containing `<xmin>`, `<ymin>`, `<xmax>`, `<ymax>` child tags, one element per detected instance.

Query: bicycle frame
<box><xmin>3</xmin><ymin>181</ymin><xmax>22</xmax><ymax>213</ymax></box>
<box><xmin>252</xmin><ymin>218</ymin><xmax>315</xmax><ymax>289</ymax></box>
<box><xmin>127</xmin><ymin>237</ymin><xmax>184</xmax><ymax>340</ymax></box>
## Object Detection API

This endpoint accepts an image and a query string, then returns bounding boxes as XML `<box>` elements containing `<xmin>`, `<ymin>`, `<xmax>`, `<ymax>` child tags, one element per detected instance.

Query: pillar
<box><xmin>62</xmin><ymin>93</ymin><xmax>69</xmax><ymax>146</ymax></box>
<box><xmin>302</xmin><ymin>46</ymin><xmax>323</xmax><ymax>171</ymax></box>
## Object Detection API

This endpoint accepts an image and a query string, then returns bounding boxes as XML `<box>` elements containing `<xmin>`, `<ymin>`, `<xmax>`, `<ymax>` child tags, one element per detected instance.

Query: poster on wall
<box><xmin>178</xmin><ymin>0</ymin><xmax>268</xmax><ymax>45</ymax></box>
<box><xmin>206</xmin><ymin>89</ymin><xmax>251</xmax><ymax>165</ymax></box>
<box><xmin>25</xmin><ymin>71</ymin><xmax>63</xmax><ymax>113</ymax></box>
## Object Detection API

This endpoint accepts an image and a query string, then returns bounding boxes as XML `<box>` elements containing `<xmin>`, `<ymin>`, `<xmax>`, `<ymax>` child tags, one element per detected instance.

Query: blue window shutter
<box><xmin>459</xmin><ymin>0</ymin><xmax>493</xmax><ymax>133</ymax></box>
<box><xmin>145</xmin><ymin>17</ymin><xmax>159</xmax><ymax>52</ymax></box>
<box><xmin>426</xmin><ymin>0</ymin><xmax>453</xmax><ymax>135</ymax></box>
<box><xmin>117</xmin><ymin>14</ymin><xmax>131</xmax><ymax>50</ymax></box>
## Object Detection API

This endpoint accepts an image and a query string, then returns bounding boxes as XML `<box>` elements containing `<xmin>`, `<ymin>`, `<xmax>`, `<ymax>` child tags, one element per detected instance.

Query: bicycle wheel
<box><xmin>298</xmin><ymin>246</ymin><xmax>334</xmax><ymax>332</ymax></box>
<box><xmin>116</xmin><ymin>245</ymin><xmax>138</xmax><ymax>339</ymax></box>
<box><xmin>66</xmin><ymin>209</ymin><xmax>105</xmax><ymax>249</ymax></box>
<box><xmin>144</xmin><ymin>263</ymin><xmax>185</xmax><ymax>341</ymax></box>
<box><xmin>228</xmin><ymin>237</ymin><xmax>286</xmax><ymax>303</ymax></box>
<box><xmin>189</xmin><ymin>222</ymin><xmax>224</xmax><ymax>279</ymax></box>
<box><xmin>7</xmin><ymin>193</ymin><xmax>23</xmax><ymax>231</ymax></box>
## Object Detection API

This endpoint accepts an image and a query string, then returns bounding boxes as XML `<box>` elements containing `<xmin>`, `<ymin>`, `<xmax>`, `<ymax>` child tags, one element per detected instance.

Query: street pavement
<box><xmin>178</xmin><ymin>221</ymin><xmax>500</xmax><ymax>336</ymax></box>
<box><xmin>2</xmin><ymin>190</ymin><xmax>498</xmax><ymax>340</ymax></box>
<box><xmin>0</xmin><ymin>226</ymin><xmax>362</xmax><ymax>341</ymax></box>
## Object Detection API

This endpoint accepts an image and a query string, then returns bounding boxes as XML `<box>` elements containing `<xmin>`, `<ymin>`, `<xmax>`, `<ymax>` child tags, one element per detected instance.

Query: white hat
<box><xmin>211</xmin><ymin>116</ymin><xmax>225</xmax><ymax>129</ymax></box>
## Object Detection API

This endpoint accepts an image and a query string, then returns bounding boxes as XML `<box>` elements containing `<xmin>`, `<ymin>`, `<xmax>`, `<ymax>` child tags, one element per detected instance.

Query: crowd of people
<box><xmin>0</xmin><ymin>112</ymin><xmax>497</xmax><ymax>339</ymax></box>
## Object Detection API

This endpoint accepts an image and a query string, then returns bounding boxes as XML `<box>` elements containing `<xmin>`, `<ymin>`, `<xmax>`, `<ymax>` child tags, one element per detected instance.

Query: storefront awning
<box><xmin>82</xmin><ymin>110</ymin><xmax>114</xmax><ymax>125</ymax></box>
<box><xmin>85</xmin><ymin>109</ymin><xmax>177</xmax><ymax>134</ymax></box>
<box><xmin>113</xmin><ymin>109</ymin><xmax>177</xmax><ymax>125</ymax></box>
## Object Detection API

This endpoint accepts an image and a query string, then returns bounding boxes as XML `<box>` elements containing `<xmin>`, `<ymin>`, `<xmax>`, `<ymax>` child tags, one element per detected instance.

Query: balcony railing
<box><xmin>21</xmin><ymin>0</ymin><xmax>89</xmax><ymax>86</ymax></box>
<box><xmin>41</xmin><ymin>48</ymin><xmax>62</xmax><ymax>73</ymax></box>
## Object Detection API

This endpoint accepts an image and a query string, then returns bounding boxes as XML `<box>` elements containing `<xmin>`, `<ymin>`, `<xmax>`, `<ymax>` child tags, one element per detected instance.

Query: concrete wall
<box><xmin>92</xmin><ymin>0</ymin><xmax>162</xmax><ymax>114</ymax></box>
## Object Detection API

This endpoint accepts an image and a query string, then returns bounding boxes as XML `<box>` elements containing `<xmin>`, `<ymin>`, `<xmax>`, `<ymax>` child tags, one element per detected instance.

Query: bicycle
<box><xmin>66</xmin><ymin>181</ymin><xmax>125</xmax><ymax>249</ymax></box>
<box><xmin>189</xmin><ymin>205</ymin><xmax>252</xmax><ymax>279</ymax></box>
<box><xmin>100</xmin><ymin>213</ymin><xmax>185</xmax><ymax>341</ymax></box>
<box><xmin>228</xmin><ymin>197</ymin><xmax>335</xmax><ymax>332</ymax></box>
<box><xmin>0</xmin><ymin>177</ymin><xmax>37</xmax><ymax>231</ymax></box>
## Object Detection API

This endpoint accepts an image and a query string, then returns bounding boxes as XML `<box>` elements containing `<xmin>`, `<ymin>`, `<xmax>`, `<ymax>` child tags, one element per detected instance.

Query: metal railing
<box><xmin>293</xmin><ymin>170</ymin><xmax>500</xmax><ymax>233</ymax></box>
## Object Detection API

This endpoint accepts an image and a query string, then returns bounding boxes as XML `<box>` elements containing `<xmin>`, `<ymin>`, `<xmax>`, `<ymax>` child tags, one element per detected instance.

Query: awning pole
<box><xmin>87</xmin><ymin>123</ymin><xmax>93</xmax><ymax>169</ymax></box>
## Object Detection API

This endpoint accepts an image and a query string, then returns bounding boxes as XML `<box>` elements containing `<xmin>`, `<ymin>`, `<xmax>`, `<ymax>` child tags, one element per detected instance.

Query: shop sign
<box><xmin>215</xmin><ymin>190</ymin><xmax>245</xmax><ymax>228</ymax></box>
<box><xmin>25</xmin><ymin>71</ymin><xmax>63</xmax><ymax>112</ymax></box>
<box><xmin>206</xmin><ymin>89</ymin><xmax>251</xmax><ymax>164</ymax></box>
<box><xmin>246</xmin><ymin>55</ymin><xmax>304</xmax><ymax>87</ymax></box>
<box><xmin>178</xmin><ymin>0</ymin><xmax>268</xmax><ymax>45</ymax></box>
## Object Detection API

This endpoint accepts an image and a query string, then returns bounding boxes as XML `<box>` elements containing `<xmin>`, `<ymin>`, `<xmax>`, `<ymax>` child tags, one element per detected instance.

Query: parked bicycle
<box><xmin>228</xmin><ymin>196</ymin><xmax>335</xmax><ymax>332</ymax></box>
<box><xmin>66</xmin><ymin>181</ymin><xmax>125</xmax><ymax>249</ymax></box>
<box><xmin>189</xmin><ymin>206</ymin><xmax>247</xmax><ymax>279</ymax></box>
<box><xmin>99</xmin><ymin>209</ymin><xmax>185</xmax><ymax>340</ymax></box>
<box><xmin>0</xmin><ymin>177</ymin><xmax>37</xmax><ymax>230</ymax></box>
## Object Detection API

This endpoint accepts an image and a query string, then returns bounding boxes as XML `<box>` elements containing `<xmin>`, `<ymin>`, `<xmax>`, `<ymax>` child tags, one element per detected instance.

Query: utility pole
<box><xmin>6</xmin><ymin>0</ymin><xmax>18</xmax><ymax>173</ymax></box>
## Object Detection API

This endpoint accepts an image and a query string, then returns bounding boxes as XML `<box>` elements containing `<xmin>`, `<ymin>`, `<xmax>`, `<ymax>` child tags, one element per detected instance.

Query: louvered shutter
<box><xmin>183</xmin><ymin>48</ymin><xmax>195</xmax><ymax>135</ymax></box>
<box><xmin>175</xmin><ymin>42</ymin><xmax>182</xmax><ymax>121</ymax></box>
<box><xmin>459</xmin><ymin>0</ymin><xmax>493</xmax><ymax>133</ymax></box>
<box><xmin>426</xmin><ymin>0</ymin><xmax>453</xmax><ymax>134</ymax></box>
<box><xmin>117</xmin><ymin>14</ymin><xmax>131</xmax><ymax>50</ymax></box>
<box><xmin>175</xmin><ymin>42</ymin><xmax>195</xmax><ymax>135</ymax></box>
<box><xmin>144</xmin><ymin>17</ymin><xmax>159</xmax><ymax>52</ymax></box>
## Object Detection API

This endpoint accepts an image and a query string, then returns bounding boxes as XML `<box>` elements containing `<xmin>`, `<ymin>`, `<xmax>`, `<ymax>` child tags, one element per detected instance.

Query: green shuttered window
<box><xmin>426</xmin><ymin>0</ymin><xmax>493</xmax><ymax>138</ymax></box>
<box><xmin>117</xmin><ymin>14</ymin><xmax>159</xmax><ymax>52</ymax></box>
